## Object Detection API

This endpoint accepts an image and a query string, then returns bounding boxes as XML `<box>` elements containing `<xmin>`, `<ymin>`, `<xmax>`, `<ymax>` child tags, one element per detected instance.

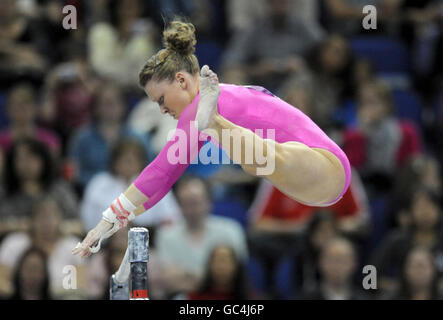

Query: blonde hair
<box><xmin>139</xmin><ymin>20</ymin><xmax>200</xmax><ymax>88</ymax></box>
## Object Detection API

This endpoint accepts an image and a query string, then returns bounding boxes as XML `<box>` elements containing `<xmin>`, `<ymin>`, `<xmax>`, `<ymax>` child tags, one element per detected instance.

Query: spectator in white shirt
<box><xmin>0</xmin><ymin>196</ymin><xmax>84</xmax><ymax>299</ymax></box>
<box><xmin>87</xmin><ymin>0</ymin><xmax>157</xmax><ymax>88</ymax></box>
<box><xmin>80</xmin><ymin>137</ymin><xmax>182</xmax><ymax>231</ymax></box>
<box><xmin>155</xmin><ymin>175</ymin><xmax>248</xmax><ymax>298</ymax></box>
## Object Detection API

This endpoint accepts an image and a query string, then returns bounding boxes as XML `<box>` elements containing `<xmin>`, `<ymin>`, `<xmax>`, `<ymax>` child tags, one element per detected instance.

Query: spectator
<box><xmin>207</xmin><ymin>162</ymin><xmax>259</xmax><ymax>207</ymax></box>
<box><xmin>0</xmin><ymin>0</ymin><xmax>440</xmax><ymax>302</ymax></box>
<box><xmin>9</xmin><ymin>247</ymin><xmax>52</xmax><ymax>300</ymax></box>
<box><xmin>392</xmin><ymin>154</ymin><xmax>441</xmax><ymax>229</ymax></box>
<box><xmin>95</xmin><ymin>224</ymin><xmax>166</xmax><ymax>300</ymax></box>
<box><xmin>155</xmin><ymin>175</ymin><xmax>248</xmax><ymax>297</ymax></box>
<box><xmin>80</xmin><ymin>0</ymin><xmax>114</xmax><ymax>28</ymax></box>
<box><xmin>151</xmin><ymin>0</ymin><xmax>218</xmax><ymax>40</ymax></box>
<box><xmin>435</xmin><ymin>86</ymin><xmax>443</xmax><ymax>167</ymax></box>
<box><xmin>188</xmin><ymin>245</ymin><xmax>255</xmax><ymax>300</ymax></box>
<box><xmin>0</xmin><ymin>83</ymin><xmax>61</xmax><ymax>156</ymax></box>
<box><xmin>322</xmin><ymin>0</ymin><xmax>376</xmax><ymax>36</ymax></box>
<box><xmin>351</xmin><ymin>58</ymin><xmax>376</xmax><ymax>89</ymax></box>
<box><xmin>278</xmin><ymin>74</ymin><xmax>319</xmax><ymax>125</ymax></box>
<box><xmin>68</xmin><ymin>82</ymin><xmax>153</xmax><ymax>188</ymax></box>
<box><xmin>33</xmin><ymin>0</ymin><xmax>77</xmax><ymax>66</ymax></box>
<box><xmin>248</xmin><ymin>168</ymin><xmax>370</xmax><ymax>297</ymax></box>
<box><xmin>128</xmin><ymin>96</ymin><xmax>178</xmax><ymax>155</ymax></box>
<box><xmin>82</xmin><ymin>224</ymin><xmax>132</xmax><ymax>300</ymax></box>
<box><xmin>149</xmin><ymin>0</ymin><xmax>195</xmax><ymax>29</ymax></box>
<box><xmin>0</xmin><ymin>196</ymin><xmax>85</xmax><ymax>299</ymax></box>
<box><xmin>220</xmin><ymin>0</ymin><xmax>324</xmax><ymax>91</ymax></box>
<box><xmin>226</xmin><ymin>0</ymin><xmax>322</xmax><ymax>34</ymax></box>
<box><xmin>294</xmin><ymin>210</ymin><xmax>341</xmax><ymax>293</ymax></box>
<box><xmin>226</xmin><ymin>0</ymin><xmax>267</xmax><ymax>34</ymax></box>
<box><xmin>104</xmin><ymin>224</ymin><xmax>129</xmax><ymax>278</ymax></box>
<box><xmin>0</xmin><ymin>0</ymin><xmax>46</xmax><ymax>89</ymax></box>
<box><xmin>383</xmin><ymin>246</ymin><xmax>443</xmax><ymax>300</ymax></box>
<box><xmin>82</xmin><ymin>247</ymin><xmax>109</xmax><ymax>300</ymax></box>
<box><xmin>372</xmin><ymin>187</ymin><xmax>443</xmax><ymax>292</ymax></box>
<box><xmin>80</xmin><ymin>137</ymin><xmax>181</xmax><ymax>231</ymax></box>
<box><xmin>0</xmin><ymin>148</ymin><xmax>4</xmax><ymax>182</ymax></box>
<box><xmin>299</xmin><ymin>237</ymin><xmax>367</xmax><ymax>300</ymax></box>
<box><xmin>87</xmin><ymin>0</ymin><xmax>157</xmax><ymax>88</ymax></box>
<box><xmin>0</xmin><ymin>138</ymin><xmax>79</xmax><ymax>235</ymax></box>
<box><xmin>341</xmin><ymin>79</ymin><xmax>422</xmax><ymax>191</ymax></box>
<box><xmin>281</xmin><ymin>34</ymin><xmax>366</xmax><ymax>130</ymax></box>
<box><xmin>87</xmin><ymin>226</ymin><xmax>130</xmax><ymax>300</ymax></box>
<box><xmin>39</xmin><ymin>47</ymin><xmax>97</xmax><ymax>150</ymax></box>
<box><xmin>306</xmin><ymin>34</ymin><xmax>356</xmax><ymax>129</ymax></box>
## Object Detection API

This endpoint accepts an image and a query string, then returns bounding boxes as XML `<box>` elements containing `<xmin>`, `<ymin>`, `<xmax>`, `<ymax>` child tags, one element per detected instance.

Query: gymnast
<box><xmin>72</xmin><ymin>20</ymin><xmax>351</xmax><ymax>258</ymax></box>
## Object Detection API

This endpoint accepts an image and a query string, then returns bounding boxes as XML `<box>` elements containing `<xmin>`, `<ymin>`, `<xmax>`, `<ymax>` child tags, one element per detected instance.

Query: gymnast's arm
<box><xmin>72</xmin><ymin>121</ymin><xmax>203</xmax><ymax>257</ymax></box>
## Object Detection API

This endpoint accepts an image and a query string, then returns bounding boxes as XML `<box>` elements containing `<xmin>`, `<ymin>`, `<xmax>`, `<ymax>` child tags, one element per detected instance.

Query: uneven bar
<box><xmin>109</xmin><ymin>227</ymin><xmax>149</xmax><ymax>300</ymax></box>
<box><xmin>129</xmin><ymin>227</ymin><xmax>149</xmax><ymax>300</ymax></box>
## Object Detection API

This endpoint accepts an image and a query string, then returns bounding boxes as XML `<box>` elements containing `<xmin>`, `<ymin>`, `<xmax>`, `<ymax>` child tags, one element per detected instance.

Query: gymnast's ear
<box><xmin>175</xmin><ymin>72</ymin><xmax>187</xmax><ymax>89</ymax></box>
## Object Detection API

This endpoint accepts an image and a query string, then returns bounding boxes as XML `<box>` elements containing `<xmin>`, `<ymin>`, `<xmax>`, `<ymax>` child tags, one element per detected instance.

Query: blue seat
<box><xmin>334</xmin><ymin>89</ymin><xmax>423</xmax><ymax>129</ymax></box>
<box><xmin>392</xmin><ymin>89</ymin><xmax>423</xmax><ymax>128</ymax></box>
<box><xmin>0</xmin><ymin>92</ymin><xmax>8</xmax><ymax>129</ymax></box>
<box><xmin>212</xmin><ymin>199</ymin><xmax>248</xmax><ymax>229</ymax></box>
<box><xmin>195</xmin><ymin>40</ymin><xmax>223</xmax><ymax>72</ymax></box>
<box><xmin>274</xmin><ymin>256</ymin><xmax>295</xmax><ymax>299</ymax></box>
<box><xmin>333</xmin><ymin>100</ymin><xmax>357</xmax><ymax>127</ymax></box>
<box><xmin>350</xmin><ymin>36</ymin><xmax>411</xmax><ymax>75</ymax></box>
<box><xmin>367</xmin><ymin>195</ymin><xmax>390</xmax><ymax>252</ymax></box>
<box><xmin>186</xmin><ymin>141</ymin><xmax>226</xmax><ymax>178</ymax></box>
<box><xmin>246</xmin><ymin>255</ymin><xmax>295</xmax><ymax>299</ymax></box>
<box><xmin>246</xmin><ymin>256</ymin><xmax>265</xmax><ymax>293</ymax></box>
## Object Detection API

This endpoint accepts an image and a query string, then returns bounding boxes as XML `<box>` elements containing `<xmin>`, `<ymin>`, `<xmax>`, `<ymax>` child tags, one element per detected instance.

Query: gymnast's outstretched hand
<box><xmin>72</xmin><ymin>219</ymin><xmax>113</xmax><ymax>258</ymax></box>
<box><xmin>72</xmin><ymin>186</ymin><xmax>146</xmax><ymax>257</ymax></box>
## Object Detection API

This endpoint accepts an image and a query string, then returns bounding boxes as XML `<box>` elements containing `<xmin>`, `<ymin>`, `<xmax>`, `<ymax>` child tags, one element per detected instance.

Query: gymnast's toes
<box><xmin>201</xmin><ymin>65</ymin><xmax>210</xmax><ymax>77</ymax></box>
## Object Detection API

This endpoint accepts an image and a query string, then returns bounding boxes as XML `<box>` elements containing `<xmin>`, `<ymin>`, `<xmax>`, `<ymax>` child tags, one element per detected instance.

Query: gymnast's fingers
<box><xmin>72</xmin><ymin>229</ymin><xmax>99</xmax><ymax>257</ymax></box>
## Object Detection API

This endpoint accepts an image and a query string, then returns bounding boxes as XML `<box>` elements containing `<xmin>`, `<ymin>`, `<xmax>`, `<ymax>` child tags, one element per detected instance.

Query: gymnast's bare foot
<box><xmin>195</xmin><ymin>65</ymin><xmax>220</xmax><ymax>131</ymax></box>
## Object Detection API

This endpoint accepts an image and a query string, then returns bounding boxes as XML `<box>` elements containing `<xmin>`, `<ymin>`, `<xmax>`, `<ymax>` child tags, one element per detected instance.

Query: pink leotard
<box><xmin>134</xmin><ymin>84</ymin><xmax>351</xmax><ymax>209</ymax></box>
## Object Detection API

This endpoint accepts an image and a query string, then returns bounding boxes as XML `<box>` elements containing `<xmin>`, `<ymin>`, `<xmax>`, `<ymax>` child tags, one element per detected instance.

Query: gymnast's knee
<box><xmin>308</xmin><ymin>174</ymin><xmax>346</xmax><ymax>206</ymax></box>
<box><xmin>294</xmin><ymin>186</ymin><xmax>342</xmax><ymax>207</ymax></box>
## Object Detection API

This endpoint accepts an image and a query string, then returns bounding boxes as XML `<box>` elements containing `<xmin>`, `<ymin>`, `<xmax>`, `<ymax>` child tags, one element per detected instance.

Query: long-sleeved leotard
<box><xmin>134</xmin><ymin>84</ymin><xmax>352</xmax><ymax>210</ymax></box>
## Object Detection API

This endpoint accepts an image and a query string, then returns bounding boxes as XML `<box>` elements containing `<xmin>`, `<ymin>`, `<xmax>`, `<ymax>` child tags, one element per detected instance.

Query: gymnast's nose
<box><xmin>160</xmin><ymin>106</ymin><xmax>169</xmax><ymax>114</ymax></box>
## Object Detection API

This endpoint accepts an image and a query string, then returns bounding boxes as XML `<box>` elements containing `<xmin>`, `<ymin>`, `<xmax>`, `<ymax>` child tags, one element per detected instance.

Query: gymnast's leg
<box><xmin>196</xmin><ymin>66</ymin><xmax>346</xmax><ymax>206</ymax></box>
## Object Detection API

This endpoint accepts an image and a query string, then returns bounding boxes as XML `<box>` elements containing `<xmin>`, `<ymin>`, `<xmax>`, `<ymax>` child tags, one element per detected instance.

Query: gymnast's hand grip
<box><xmin>89</xmin><ymin>221</ymin><xmax>122</xmax><ymax>253</ymax></box>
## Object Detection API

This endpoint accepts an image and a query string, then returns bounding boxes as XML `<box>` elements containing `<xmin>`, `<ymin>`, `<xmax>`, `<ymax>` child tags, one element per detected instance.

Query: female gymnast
<box><xmin>73</xmin><ymin>20</ymin><xmax>351</xmax><ymax>258</ymax></box>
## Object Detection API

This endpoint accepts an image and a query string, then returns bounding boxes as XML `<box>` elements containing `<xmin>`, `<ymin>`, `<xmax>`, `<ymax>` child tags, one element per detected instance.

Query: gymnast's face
<box><xmin>145</xmin><ymin>71</ymin><xmax>199</xmax><ymax>120</ymax></box>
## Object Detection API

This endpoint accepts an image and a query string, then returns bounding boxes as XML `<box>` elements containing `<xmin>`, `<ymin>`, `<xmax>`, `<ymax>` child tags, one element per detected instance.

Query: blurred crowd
<box><xmin>0</xmin><ymin>0</ymin><xmax>443</xmax><ymax>300</ymax></box>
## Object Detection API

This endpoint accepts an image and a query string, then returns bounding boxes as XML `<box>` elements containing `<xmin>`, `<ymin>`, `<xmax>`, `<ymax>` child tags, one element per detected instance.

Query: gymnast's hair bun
<box><xmin>163</xmin><ymin>20</ymin><xmax>197</xmax><ymax>56</ymax></box>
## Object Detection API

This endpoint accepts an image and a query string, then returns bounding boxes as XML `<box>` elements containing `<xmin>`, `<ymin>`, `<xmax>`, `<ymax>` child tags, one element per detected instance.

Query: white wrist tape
<box><xmin>103</xmin><ymin>194</ymin><xmax>137</xmax><ymax>228</ymax></box>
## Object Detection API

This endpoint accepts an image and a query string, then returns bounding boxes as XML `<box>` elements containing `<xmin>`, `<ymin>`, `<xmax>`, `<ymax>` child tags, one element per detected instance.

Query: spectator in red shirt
<box><xmin>249</xmin><ymin>168</ymin><xmax>370</xmax><ymax>237</ymax></box>
<box><xmin>0</xmin><ymin>84</ymin><xmax>61</xmax><ymax>156</ymax></box>
<box><xmin>341</xmin><ymin>79</ymin><xmax>421</xmax><ymax>191</ymax></box>
<box><xmin>247</xmin><ymin>168</ymin><xmax>370</xmax><ymax>298</ymax></box>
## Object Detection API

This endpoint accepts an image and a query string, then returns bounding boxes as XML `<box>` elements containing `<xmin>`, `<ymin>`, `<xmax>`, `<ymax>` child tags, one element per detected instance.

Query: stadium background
<box><xmin>0</xmin><ymin>0</ymin><xmax>442</xmax><ymax>300</ymax></box>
